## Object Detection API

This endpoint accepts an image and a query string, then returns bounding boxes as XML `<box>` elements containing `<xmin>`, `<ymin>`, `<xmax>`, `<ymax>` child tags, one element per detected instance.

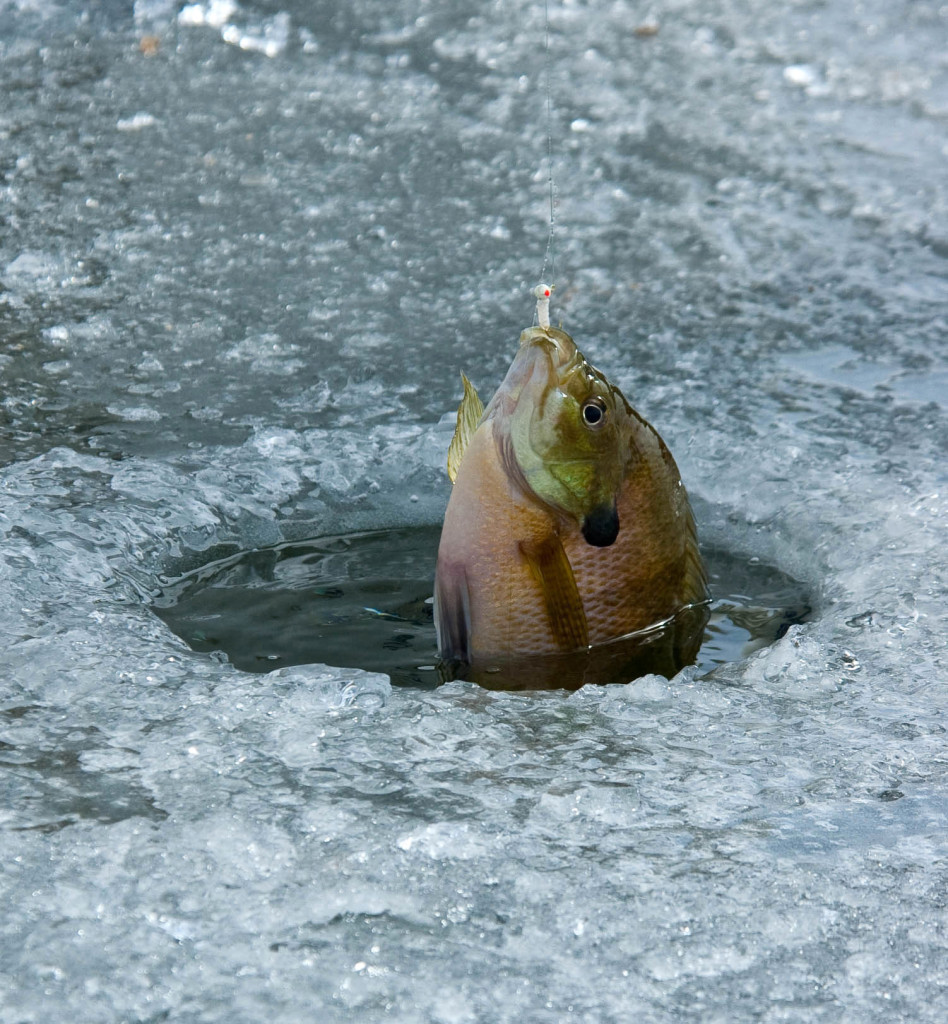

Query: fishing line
<box><xmin>537</xmin><ymin>0</ymin><xmax>557</xmax><ymax>301</ymax></box>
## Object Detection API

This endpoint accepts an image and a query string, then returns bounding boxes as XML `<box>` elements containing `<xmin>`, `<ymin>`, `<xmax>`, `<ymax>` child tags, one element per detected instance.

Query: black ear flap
<box><xmin>582</xmin><ymin>503</ymin><xmax>619</xmax><ymax>547</ymax></box>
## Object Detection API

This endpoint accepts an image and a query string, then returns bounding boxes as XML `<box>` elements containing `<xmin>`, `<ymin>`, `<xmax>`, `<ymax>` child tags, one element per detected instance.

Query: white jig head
<box><xmin>533</xmin><ymin>283</ymin><xmax>553</xmax><ymax>329</ymax></box>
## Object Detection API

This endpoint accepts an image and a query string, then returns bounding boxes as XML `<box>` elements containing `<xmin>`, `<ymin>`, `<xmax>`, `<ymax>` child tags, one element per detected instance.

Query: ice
<box><xmin>178</xmin><ymin>0</ymin><xmax>290</xmax><ymax>57</ymax></box>
<box><xmin>115</xmin><ymin>111</ymin><xmax>158</xmax><ymax>132</ymax></box>
<box><xmin>178</xmin><ymin>0</ymin><xmax>238</xmax><ymax>30</ymax></box>
<box><xmin>1</xmin><ymin>0</ymin><xmax>947</xmax><ymax>1021</ymax></box>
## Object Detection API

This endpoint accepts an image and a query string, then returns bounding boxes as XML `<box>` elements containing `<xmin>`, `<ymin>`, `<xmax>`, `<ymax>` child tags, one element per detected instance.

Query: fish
<box><xmin>434</xmin><ymin>307</ymin><xmax>708</xmax><ymax>688</ymax></box>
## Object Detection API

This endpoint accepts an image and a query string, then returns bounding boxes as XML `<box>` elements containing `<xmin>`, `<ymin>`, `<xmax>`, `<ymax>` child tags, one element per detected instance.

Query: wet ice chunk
<box><xmin>222</xmin><ymin>12</ymin><xmax>289</xmax><ymax>57</ymax></box>
<box><xmin>178</xmin><ymin>0</ymin><xmax>236</xmax><ymax>28</ymax></box>
<box><xmin>106</xmin><ymin>405</ymin><xmax>162</xmax><ymax>422</ymax></box>
<box><xmin>396</xmin><ymin>822</ymin><xmax>493</xmax><ymax>860</ymax></box>
<box><xmin>783</xmin><ymin>63</ymin><xmax>830</xmax><ymax>96</ymax></box>
<box><xmin>178</xmin><ymin>1</ymin><xmax>289</xmax><ymax>57</ymax></box>
<box><xmin>4</xmin><ymin>251</ymin><xmax>59</xmax><ymax>287</ymax></box>
<box><xmin>134</xmin><ymin>0</ymin><xmax>178</xmax><ymax>26</ymax></box>
<box><xmin>117</xmin><ymin>113</ymin><xmax>157</xmax><ymax>131</ymax></box>
<box><xmin>783</xmin><ymin>64</ymin><xmax>818</xmax><ymax>88</ymax></box>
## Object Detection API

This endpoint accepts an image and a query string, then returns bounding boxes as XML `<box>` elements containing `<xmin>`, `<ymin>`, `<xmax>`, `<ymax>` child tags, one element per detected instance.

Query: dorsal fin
<box><xmin>447</xmin><ymin>372</ymin><xmax>484</xmax><ymax>483</ymax></box>
<box><xmin>520</xmin><ymin>535</ymin><xmax>589</xmax><ymax>652</ymax></box>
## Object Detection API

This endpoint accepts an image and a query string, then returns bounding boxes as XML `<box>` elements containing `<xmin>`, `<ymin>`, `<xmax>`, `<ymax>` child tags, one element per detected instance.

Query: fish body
<box><xmin>434</xmin><ymin>323</ymin><xmax>707</xmax><ymax>684</ymax></box>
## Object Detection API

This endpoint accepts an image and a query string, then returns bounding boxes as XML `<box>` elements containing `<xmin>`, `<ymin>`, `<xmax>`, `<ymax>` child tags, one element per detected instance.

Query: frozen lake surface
<box><xmin>1</xmin><ymin>1</ymin><xmax>946</xmax><ymax>1020</ymax></box>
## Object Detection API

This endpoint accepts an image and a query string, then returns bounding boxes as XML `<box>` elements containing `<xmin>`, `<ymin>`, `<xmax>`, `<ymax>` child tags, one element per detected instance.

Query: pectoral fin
<box><xmin>520</xmin><ymin>536</ymin><xmax>589</xmax><ymax>652</ymax></box>
<box><xmin>434</xmin><ymin>562</ymin><xmax>472</xmax><ymax>663</ymax></box>
<box><xmin>447</xmin><ymin>372</ymin><xmax>484</xmax><ymax>483</ymax></box>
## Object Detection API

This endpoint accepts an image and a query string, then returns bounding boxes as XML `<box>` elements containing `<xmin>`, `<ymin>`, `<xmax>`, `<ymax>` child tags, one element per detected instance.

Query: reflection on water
<box><xmin>152</xmin><ymin>525</ymin><xmax>811</xmax><ymax>689</ymax></box>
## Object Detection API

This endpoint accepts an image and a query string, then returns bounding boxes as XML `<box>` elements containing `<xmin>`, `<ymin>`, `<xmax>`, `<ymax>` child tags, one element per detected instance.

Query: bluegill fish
<box><xmin>434</xmin><ymin>313</ymin><xmax>708</xmax><ymax>688</ymax></box>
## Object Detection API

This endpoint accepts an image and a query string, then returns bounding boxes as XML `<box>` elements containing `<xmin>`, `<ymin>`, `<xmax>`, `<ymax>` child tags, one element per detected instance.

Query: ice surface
<box><xmin>1</xmin><ymin>0</ymin><xmax>947</xmax><ymax>1021</ymax></box>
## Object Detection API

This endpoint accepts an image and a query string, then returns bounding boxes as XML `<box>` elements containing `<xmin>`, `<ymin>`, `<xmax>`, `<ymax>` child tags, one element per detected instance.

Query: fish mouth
<box><xmin>582</xmin><ymin>503</ymin><xmax>619</xmax><ymax>547</ymax></box>
<box><xmin>518</xmin><ymin>326</ymin><xmax>581</xmax><ymax>378</ymax></box>
<box><xmin>486</xmin><ymin>327</ymin><xmax>564</xmax><ymax>419</ymax></box>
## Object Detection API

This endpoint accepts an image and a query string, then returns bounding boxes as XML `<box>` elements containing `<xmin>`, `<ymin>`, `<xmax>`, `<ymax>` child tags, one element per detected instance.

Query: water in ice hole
<box><xmin>152</xmin><ymin>525</ymin><xmax>811</xmax><ymax>689</ymax></box>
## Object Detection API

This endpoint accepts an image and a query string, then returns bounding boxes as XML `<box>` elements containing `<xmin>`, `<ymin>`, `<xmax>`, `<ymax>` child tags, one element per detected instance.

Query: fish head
<box><xmin>489</xmin><ymin>325</ymin><xmax>631</xmax><ymax>547</ymax></box>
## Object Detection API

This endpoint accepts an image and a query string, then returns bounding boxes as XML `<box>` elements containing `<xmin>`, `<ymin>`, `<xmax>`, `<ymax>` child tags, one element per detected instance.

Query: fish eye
<box><xmin>582</xmin><ymin>398</ymin><xmax>606</xmax><ymax>428</ymax></box>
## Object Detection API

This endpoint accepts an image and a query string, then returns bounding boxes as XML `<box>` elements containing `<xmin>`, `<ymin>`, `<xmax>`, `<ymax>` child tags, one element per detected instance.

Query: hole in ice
<box><xmin>153</xmin><ymin>528</ymin><xmax>442</xmax><ymax>689</ymax></box>
<box><xmin>151</xmin><ymin>526</ymin><xmax>811</xmax><ymax>690</ymax></box>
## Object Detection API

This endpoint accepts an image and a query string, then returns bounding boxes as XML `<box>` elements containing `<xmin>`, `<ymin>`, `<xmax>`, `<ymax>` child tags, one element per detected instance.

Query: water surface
<box><xmin>153</xmin><ymin>526</ymin><xmax>811</xmax><ymax>687</ymax></box>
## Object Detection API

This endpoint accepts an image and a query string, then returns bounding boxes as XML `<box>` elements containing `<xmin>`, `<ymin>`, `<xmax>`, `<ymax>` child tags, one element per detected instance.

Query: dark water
<box><xmin>152</xmin><ymin>525</ymin><xmax>810</xmax><ymax>687</ymax></box>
